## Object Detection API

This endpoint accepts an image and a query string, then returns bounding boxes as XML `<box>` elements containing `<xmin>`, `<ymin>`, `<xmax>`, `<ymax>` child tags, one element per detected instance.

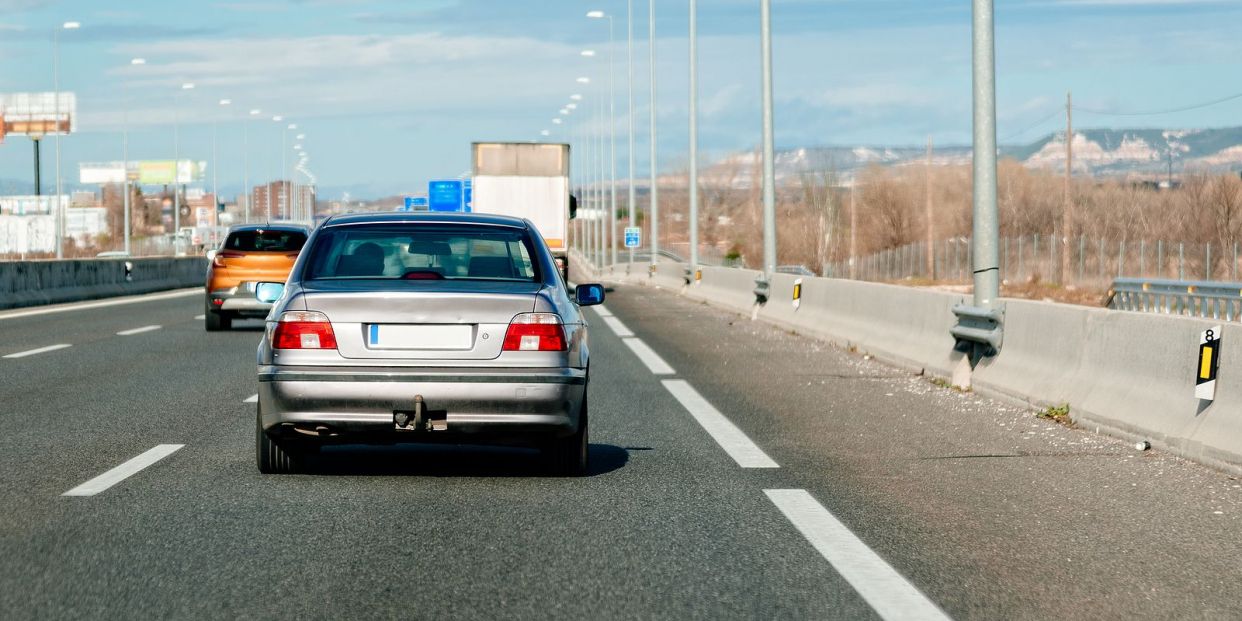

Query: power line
<box><xmin>1073</xmin><ymin>91</ymin><xmax>1242</xmax><ymax>117</ymax></box>
<box><xmin>1000</xmin><ymin>108</ymin><xmax>1062</xmax><ymax>143</ymax></box>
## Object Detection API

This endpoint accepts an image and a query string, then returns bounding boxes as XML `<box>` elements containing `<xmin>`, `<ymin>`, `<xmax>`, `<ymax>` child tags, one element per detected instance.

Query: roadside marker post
<box><xmin>793</xmin><ymin>278</ymin><xmax>803</xmax><ymax>310</ymax></box>
<box><xmin>1196</xmin><ymin>325</ymin><xmax>1222</xmax><ymax>401</ymax></box>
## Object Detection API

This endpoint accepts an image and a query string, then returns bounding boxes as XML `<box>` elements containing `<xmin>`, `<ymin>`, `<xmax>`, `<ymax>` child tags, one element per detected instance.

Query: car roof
<box><xmin>227</xmin><ymin>223</ymin><xmax>312</xmax><ymax>234</ymax></box>
<box><xmin>322</xmin><ymin>211</ymin><xmax>529</xmax><ymax>230</ymax></box>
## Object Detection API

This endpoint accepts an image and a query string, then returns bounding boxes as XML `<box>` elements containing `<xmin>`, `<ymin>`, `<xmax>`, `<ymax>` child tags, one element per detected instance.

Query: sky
<box><xmin>1</xmin><ymin>0</ymin><xmax>1241</xmax><ymax>199</ymax></box>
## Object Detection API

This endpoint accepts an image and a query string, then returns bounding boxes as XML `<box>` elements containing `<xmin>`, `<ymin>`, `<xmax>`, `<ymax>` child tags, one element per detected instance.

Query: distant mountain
<box><xmin>702</xmin><ymin>127</ymin><xmax>1242</xmax><ymax>186</ymax></box>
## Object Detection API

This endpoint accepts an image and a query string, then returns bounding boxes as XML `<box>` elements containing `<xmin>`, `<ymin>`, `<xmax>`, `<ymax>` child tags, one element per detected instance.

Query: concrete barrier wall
<box><xmin>0</xmin><ymin>258</ymin><xmax>206</xmax><ymax>310</ymax></box>
<box><xmin>577</xmin><ymin>253</ymin><xmax>1242</xmax><ymax>473</ymax></box>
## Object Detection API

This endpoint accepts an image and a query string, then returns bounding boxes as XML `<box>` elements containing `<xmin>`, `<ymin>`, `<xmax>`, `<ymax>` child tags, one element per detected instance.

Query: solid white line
<box><xmin>765</xmin><ymin>489</ymin><xmax>951</xmax><ymax>621</ymax></box>
<box><xmin>62</xmin><ymin>444</ymin><xmax>185</xmax><ymax>497</ymax></box>
<box><xmin>593</xmin><ymin>305</ymin><xmax>614</xmax><ymax>318</ymax></box>
<box><xmin>244</xmin><ymin>394</ymin><xmax>258</xmax><ymax>403</ymax></box>
<box><xmin>0</xmin><ymin>288</ymin><xmax>200</xmax><ymax>322</ymax></box>
<box><xmin>623</xmin><ymin>337</ymin><xmax>675</xmax><ymax>375</ymax></box>
<box><xmin>602</xmin><ymin>316</ymin><xmax>634</xmax><ymax>338</ymax></box>
<box><xmin>3</xmin><ymin>344</ymin><xmax>72</xmax><ymax>359</ymax></box>
<box><xmin>662</xmin><ymin>379</ymin><xmax>779</xmax><ymax>468</ymax></box>
<box><xmin>116</xmin><ymin>325</ymin><xmax>162</xmax><ymax>336</ymax></box>
<box><xmin>194</xmin><ymin>314</ymin><xmax>206</xmax><ymax>321</ymax></box>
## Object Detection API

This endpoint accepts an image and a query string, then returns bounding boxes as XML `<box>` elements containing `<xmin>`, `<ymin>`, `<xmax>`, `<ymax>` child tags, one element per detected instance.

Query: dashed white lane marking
<box><xmin>623</xmin><ymin>338</ymin><xmax>675</xmax><ymax>375</ymax></box>
<box><xmin>593</xmin><ymin>305</ymin><xmax>614</xmax><ymax>318</ymax></box>
<box><xmin>244</xmin><ymin>394</ymin><xmax>258</xmax><ymax>403</ymax></box>
<box><xmin>194</xmin><ymin>314</ymin><xmax>206</xmax><ymax>320</ymax></box>
<box><xmin>602</xmin><ymin>316</ymin><xmax>634</xmax><ymax>338</ymax></box>
<box><xmin>62</xmin><ymin>444</ymin><xmax>185</xmax><ymax>497</ymax></box>
<box><xmin>662</xmin><ymin>379</ymin><xmax>779</xmax><ymax>468</ymax></box>
<box><xmin>116</xmin><ymin>325</ymin><xmax>162</xmax><ymax>336</ymax></box>
<box><xmin>765</xmin><ymin>489</ymin><xmax>951</xmax><ymax>621</ymax></box>
<box><xmin>0</xmin><ymin>288</ymin><xmax>200</xmax><ymax>321</ymax></box>
<box><xmin>3</xmin><ymin>344</ymin><xmax>72</xmax><ymax>359</ymax></box>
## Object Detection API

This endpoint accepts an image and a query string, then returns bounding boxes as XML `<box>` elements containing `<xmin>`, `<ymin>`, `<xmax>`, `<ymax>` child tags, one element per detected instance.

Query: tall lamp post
<box><xmin>214</xmin><ymin>98</ymin><xmax>231</xmax><ymax>218</ymax></box>
<box><xmin>688</xmin><ymin>0</ymin><xmax>699</xmax><ymax>274</ymax></box>
<box><xmin>283</xmin><ymin>123</ymin><xmax>297</xmax><ymax>220</ymax></box>
<box><xmin>760</xmin><ymin>0</ymin><xmax>776</xmax><ymax>278</ymax></box>
<box><xmin>647</xmin><ymin>0</ymin><xmax>659</xmax><ymax>274</ymax></box>
<box><xmin>269</xmin><ymin>115</ymin><xmax>283</xmax><ymax>220</ymax></box>
<box><xmin>53</xmin><ymin>20</ymin><xmax>80</xmax><ymax>259</ymax></box>
<box><xmin>122</xmin><ymin>57</ymin><xmax>145</xmax><ymax>256</ymax></box>
<box><xmin>243</xmin><ymin>108</ymin><xmax>261</xmax><ymax>223</ymax></box>
<box><xmin>587</xmin><ymin>10</ymin><xmax>618</xmax><ymax>270</ymax></box>
<box><xmin>174</xmin><ymin>81</ymin><xmax>195</xmax><ymax>256</ymax></box>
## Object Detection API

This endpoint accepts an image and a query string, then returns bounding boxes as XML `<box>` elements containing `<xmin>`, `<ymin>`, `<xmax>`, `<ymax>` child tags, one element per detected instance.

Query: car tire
<box><xmin>205</xmin><ymin>303</ymin><xmax>231</xmax><ymax>332</ymax></box>
<box><xmin>256</xmin><ymin>408</ymin><xmax>303</xmax><ymax>474</ymax></box>
<box><xmin>546</xmin><ymin>395</ymin><xmax>588</xmax><ymax>476</ymax></box>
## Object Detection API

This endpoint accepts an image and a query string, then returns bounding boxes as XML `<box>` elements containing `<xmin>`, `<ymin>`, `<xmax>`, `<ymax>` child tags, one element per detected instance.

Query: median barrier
<box><xmin>0</xmin><ymin>257</ymin><xmax>207</xmax><ymax>310</ymax></box>
<box><xmin>579</xmin><ymin>253</ymin><xmax>1242</xmax><ymax>472</ymax></box>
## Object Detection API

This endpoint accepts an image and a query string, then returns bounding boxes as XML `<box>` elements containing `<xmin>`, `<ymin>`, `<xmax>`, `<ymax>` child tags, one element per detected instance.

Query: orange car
<box><xmin>205</xmin><ymin>224</ymin><xmax>310</xmax><ymax>331</ymax></box>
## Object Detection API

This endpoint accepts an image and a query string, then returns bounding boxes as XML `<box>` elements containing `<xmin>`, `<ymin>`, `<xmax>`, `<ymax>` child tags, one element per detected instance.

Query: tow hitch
<box><xmin>394</xmin><ymin>395</ymin><xmax>447</xmax><ymax>432</ymax></box>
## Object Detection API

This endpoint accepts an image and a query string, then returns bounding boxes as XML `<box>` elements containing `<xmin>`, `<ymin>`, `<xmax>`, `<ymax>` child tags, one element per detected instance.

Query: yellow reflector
<box><xmin>1201</xmin><ymin>346</ymin><xmax>1214</xmax><ymax>380</ymax></box>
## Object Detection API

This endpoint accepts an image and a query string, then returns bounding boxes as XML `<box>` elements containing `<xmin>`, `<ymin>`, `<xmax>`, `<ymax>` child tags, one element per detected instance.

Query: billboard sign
<box><xmin>428</xmin><ymin>180</ymin><xmax>464</xmax><ymax>212</ymax></box>
<box><xmin>80</xmin><ymin>161</ymin><xmax>206</xmax><ymax>185</ymax></box>
<box><xmin>0</xmin><ymin>92</ymin><xmax>76</xmax><ymax>143</ymax></box>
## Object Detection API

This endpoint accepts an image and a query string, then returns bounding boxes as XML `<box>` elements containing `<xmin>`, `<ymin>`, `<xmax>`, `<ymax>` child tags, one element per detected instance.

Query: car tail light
<box><xmin>213</xmin><ymin>250</ymin><xmax>245</xmax><ymax>268</ymax></box>
<box><xmin>503</xmin><ymin>313</ymin><xmax>567</xmax><ymax>352</ymax></box>
<box><xmin>272</xmin><ymin>311</ymin><xmax>337</xmax><ymax>350</ymax></box>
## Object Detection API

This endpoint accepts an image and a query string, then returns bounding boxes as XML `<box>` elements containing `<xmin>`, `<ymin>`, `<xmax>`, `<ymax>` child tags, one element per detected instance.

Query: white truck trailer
<box><xmin>471</xmin><ymin>142</ymin><xmax>574</xmax><ymax>280</ymax></box>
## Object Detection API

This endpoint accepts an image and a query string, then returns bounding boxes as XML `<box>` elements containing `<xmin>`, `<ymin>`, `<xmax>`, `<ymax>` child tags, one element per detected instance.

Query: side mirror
<box><xmin>255</xmin><ymin>282</ymin><xmax>286</xmax><ymax>304</ymax></box>
<box><xmin>575</xmin><ymin>283</ymin><xmax>605</xmax><ymax>306</ymax></box>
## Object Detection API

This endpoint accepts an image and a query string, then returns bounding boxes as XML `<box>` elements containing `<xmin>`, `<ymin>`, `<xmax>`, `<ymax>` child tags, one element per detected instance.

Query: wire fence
<box><xmin>825</xmin><ymin>235</ymin><xmax>1242</xmax><ymax>288</ymax></box>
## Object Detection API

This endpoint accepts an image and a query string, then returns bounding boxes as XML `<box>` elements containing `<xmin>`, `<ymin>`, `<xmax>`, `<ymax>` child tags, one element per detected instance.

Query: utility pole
<box><xmin>969</xmin><ymin>0</ymin><xmax>1000</xmax><ymax>309</ymax></box>
<box><xmin>926</xmin><ymin>135</ymin><xmax>935</xmax><ymax>278</ymax></box>
<box><xmin>1061</xmin><ymin>90</ymin><xmax>1073</xmax><ymax>284</ymax></box>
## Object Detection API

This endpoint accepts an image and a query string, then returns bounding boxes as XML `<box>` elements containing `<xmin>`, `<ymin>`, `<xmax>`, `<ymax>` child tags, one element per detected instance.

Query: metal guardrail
<box><xmin>1108</xmin><ymin>278</ymin><xmax>1242</xmax><ymax>321</ymax></box>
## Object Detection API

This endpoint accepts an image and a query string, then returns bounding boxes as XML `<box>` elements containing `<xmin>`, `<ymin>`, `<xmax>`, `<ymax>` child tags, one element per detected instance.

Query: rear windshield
<box><xmin>224</xmin><ymin>229</ymin><xmax>307</xmax><ymax>252</ymax></box>
<box><xmin>304</xmin><ymin>224</ymin><xmax>540</xmax><ymax>282</ymax></box>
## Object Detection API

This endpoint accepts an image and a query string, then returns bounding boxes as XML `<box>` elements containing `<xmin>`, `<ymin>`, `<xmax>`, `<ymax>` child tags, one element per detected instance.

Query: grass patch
<box><xmin>1037</xmin><ymin>403</ymin><xmax>1072</xmax><ymax>423</ymax></box>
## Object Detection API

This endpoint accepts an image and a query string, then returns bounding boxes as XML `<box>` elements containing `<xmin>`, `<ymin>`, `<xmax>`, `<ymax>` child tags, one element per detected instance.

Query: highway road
<box><xmin>3</xmin><ymin>284</ymin><xmax>1242</xmax><ymax>619</ymax></box>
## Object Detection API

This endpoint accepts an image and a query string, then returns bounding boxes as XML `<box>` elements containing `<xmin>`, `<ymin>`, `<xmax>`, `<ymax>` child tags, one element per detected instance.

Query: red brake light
<box><xmin>502</xmin><ymin>313</ymin><xmax>567</xmax><ymax>351</ymax></box>
<box><xmin>272</xmin><ymin>311</ymin><xmax>337</xmax><ymax>350</ymax></box>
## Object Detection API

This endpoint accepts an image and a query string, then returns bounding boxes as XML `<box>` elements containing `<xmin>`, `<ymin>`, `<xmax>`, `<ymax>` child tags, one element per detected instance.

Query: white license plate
<box><xmin>367</xmin><ymin>324</ymin><xmax>473</xmax><ymax>350</ymax></box>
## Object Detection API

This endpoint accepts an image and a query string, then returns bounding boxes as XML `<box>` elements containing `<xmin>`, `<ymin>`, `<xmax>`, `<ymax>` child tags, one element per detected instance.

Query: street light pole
<box><xmin>647</xmin><ymin>0</ymin><xmax>659</xmax><ymax>274</ymax></box>
<box><xmin>760</xmin><ymin>0</ymin><xmax>777</xmax><ymax>277</ymax></box>
<box><xmin>971</xmin><ymin>0</ymin><xmax>1000</xmax><ymax>310</ymax></box>
<box><xmin>627</xmin><ymin>0</ymin><xmax>636</xmax><ymax>272</ymax></box>
<box><xmin>590</xmin><ymin>11</ymin><xmax>619</xmax><ymax>271</ymax></box>
<box><xmin>215</xmin><ymin>99</ymin><xmax>231</xmax><ymax>222</ymax></box>
<box><xmin>688</xmin><ymin>0</ymin><xmax>699</xmax><ymax>274</ymax></box>
<box><xmin>53</xmin><ymin>21</ymin><xmax>79</xmax><ymax>259</ymax></box>
<box><xmin>244</xmin><ymin>108</ymin><xmax>260</xmax><ymax>224</ymax></box>
<box><xmin>174</xmin><ymin>82</ymin><xmax>194</xmax><ymax>256</ymax></box>
<box><xmin>122</xmin><ymin>57</ymin><xmax>145</xmax><ymax>256</ymax></box>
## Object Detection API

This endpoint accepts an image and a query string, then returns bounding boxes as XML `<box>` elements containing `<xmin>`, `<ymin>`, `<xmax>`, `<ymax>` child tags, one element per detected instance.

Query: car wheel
<box><xmin>205</xmin><ymin>302</ymin><xmax>231</xmax><ymax>332</ymax></box>
<box><xmin>546</xmin><ymin>395</ymin><xmax>588</xmax><ymax>476</ymax></box>
<box><xmin>256</xmin><ymin>408</ymin><xmax>303</xmax><ymax>474</ymax></box>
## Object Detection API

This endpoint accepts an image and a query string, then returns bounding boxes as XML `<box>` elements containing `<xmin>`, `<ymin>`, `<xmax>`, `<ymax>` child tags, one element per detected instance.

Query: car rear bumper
<box><xmin>257</xmin><ymin>365</ymin><xmax>586</xmax><ymax>441</ymax></box>
<box><xmin>209</xmin><ymin>286</ymin><xmax>272</xmax><ymax>317</ymax></box>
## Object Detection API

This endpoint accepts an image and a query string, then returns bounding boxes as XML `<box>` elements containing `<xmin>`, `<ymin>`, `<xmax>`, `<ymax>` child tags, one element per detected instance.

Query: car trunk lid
<box><xmin>301</xmin><ymin>280</ymin><xmax>540</xmax><ymax>360</ymax></box>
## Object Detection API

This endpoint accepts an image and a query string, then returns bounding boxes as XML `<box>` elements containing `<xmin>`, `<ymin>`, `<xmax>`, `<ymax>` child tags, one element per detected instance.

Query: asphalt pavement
<box><xmin>1</xmin><ymin>283</ymin><xmax>1240</xmax><ymax>619</ymax></box>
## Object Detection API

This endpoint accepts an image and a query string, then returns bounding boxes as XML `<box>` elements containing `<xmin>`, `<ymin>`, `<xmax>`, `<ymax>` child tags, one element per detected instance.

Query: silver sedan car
<box><xmin>253</xmin><ymin>212</ymin><xmax>604</xmax><ymax>475</ymax></box>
